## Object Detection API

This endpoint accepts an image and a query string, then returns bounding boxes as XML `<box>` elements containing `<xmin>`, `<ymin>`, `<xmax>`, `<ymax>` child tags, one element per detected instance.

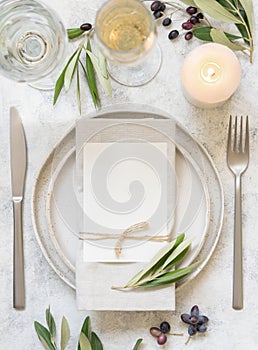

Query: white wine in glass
<box><xmin>0</xmin><ymin>0</ymin><xmax>67</xmax><ymax>90</ymax></box>
<box><xmin>95</xmin><ymin>0</ymin><xmax>162</xmax><ymax>86</ymax></box>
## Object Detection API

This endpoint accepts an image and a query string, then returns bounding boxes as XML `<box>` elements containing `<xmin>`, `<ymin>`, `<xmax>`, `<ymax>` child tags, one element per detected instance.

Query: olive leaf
<box><xmin>67</xmin><ymin>28</ymin><xmax>84</xmax><ymax>40</ymax></box>
<box><xmin>193</xmin><ymin>26</ymin><xmax>241</xmax><ymax>42</ymax></box>
<box><xmin>163</xmin><ymin>244</ymin><xmax>190</xmax><ymax>269</ymax></box>
<box><xmin>98</xmin><ymin>50</ymin><xmax>109</xmax><ymax>79</ymax></box>
<box><xmin>193</xmin><ymin>0</ymin><xmax>242</xmax><ymax>23</ymax></box>
<box><xmin>90</xmin><ymin>332</ymin><xmax>103</xmax><ymax>350</ymax></box>
<box><xmin>235</xmin><ymin>23</ymin><xmax>249</xmax><ymax>45</ymax></box>
<box><xmin>239</xmin><ymin>0</ymin><xmax>254</xmax><ymax>33</ymax></box>
<box><xmin>141</xmin><ymin>261</ymin><xmax>201</xmax><ymax>288</ymax></box>
<box><xmin>81</xmin><ymin>316</ymin><xmax>92</xmax><ymax>341</ymax></box>
<box><xmin>78</xmin><ymin>316</ymin><xmax>91</xmax><ymax>350</ymax></box>
<box><xmin>76</xmin><ymin>65</ymin><xmax>82</xmax><ymax>114</ymax></box>
<box><xmin>210</xmin><ymin>28</ymin><xmax>246</xmax><ymax>50</ymax></box>
<box><xmin>216</xmin><ymin>0</ymin><xmax>234</xmax><ymax>10</ymax></box>
<box><xmin>38</xmin><ymin>336</ymin><xmax>54</xmax><ymax>350</ymax></box>
<box><xmin>85</xmin><ymin>40</ymin><xmax>101</xmax><ymax>108</ymax></box>
<box><xmin>86</xmin><ymin>50</ymin><xmax>112</xmax><ymax>96</ymax></box>
<box><xmin>60</xmin><ymin>317</ymin><xmax>70</xmax><ymax>350</ymax></box>
<box><xmin>64</xmin><ymin>48</ymin><xmax>82</xmax><ymax>92</ymax></box>
<box><xmin>34</xmin><ymin>322</ymin><xmax>56</xmax><ymax>350</ymax></box>
<box><xmin>53</xmin><ymin>49</ymin><xmax>78</xmax><ymax>105</ymax></box>
<box><xmin>235</xmin><ymin>7</ymin><xmax>252</xmax><ymax>45</ymax></box>
<box><xmin>133</xmin><ymin>339</ymin><xmax>143</xmax><ymax>350</ymax></box>
<box><xmin>161</xmin><ymin>237</ymin><xmax>193</xmax><ymax>270</ymax></box>
<box><xmin>80</xmin><ymin>333</ymin><xmax>92</xmax><ymax>350</ymax></box>
<box><xmin>46</xmin><ymin>306</ymin><xmax>56</xmax><ymax>344</ymax></box>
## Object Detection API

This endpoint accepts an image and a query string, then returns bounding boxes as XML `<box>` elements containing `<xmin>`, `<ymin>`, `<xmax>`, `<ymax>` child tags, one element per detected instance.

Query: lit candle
<box><xmin>181</xmin><ymin>43</ymin><xmax>241</xmax><ymax>109</ymax></box>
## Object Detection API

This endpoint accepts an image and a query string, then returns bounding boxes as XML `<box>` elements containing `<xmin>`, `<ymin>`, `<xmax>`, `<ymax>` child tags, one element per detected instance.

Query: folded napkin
<box><xmin>76</xmin><ymin>118</ymin><xmax>176</xmax><ymax>311</ymax></box>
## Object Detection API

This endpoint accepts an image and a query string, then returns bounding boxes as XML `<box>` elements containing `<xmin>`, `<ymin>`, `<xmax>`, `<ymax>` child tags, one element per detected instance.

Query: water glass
<box><xmin>0</xmin><ymin>0</ymin><xmax>67</xmax><ymax>90</ymax></box>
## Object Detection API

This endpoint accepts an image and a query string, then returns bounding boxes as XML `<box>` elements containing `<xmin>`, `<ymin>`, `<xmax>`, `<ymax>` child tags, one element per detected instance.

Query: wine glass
<box><xmin>0</xmin><ymin>0</ymin><xmax>67</xmax><ymax>90</ymax></box>
<box><xmin>95</xmin><ymin>0</ymin><xmax>162</xmax><ymax>87</ymax></box>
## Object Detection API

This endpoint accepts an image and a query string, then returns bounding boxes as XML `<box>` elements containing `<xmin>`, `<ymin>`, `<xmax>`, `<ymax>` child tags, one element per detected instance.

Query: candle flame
<box><xmin>201</xmin><ymin>62</ymin><xmax>221</xmax><ymax>83</ymax></box>
<box><xmin>208</xmin><ymin>68</ymin><xmax>216</xmax><ymax>79</ymax></box>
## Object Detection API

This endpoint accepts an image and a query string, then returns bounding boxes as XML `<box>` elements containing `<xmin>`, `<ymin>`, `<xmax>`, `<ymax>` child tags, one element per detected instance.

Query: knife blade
<box><xmin>10</xmin><ymin>107</ymin><xmax>27</xmax><ymax>310</ymax></box>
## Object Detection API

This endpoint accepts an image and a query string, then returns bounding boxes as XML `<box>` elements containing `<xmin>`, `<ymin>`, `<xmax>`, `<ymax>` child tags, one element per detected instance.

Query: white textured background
<box><xmin>0</xmin><ymin>0</ymin><xmax>258</xmax><ymax>349</ymax></box>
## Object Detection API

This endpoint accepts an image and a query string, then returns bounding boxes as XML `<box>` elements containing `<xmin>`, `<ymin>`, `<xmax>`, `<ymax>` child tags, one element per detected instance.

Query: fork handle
<box><xmin>13</xmin><ymin>199</ymin><xmax>25</xmax><ymax>310</ymax></box>
<box><xmin>233</xmin><ymin>175</ymin><xmax>243</xmax><ymax>310</ymax></box>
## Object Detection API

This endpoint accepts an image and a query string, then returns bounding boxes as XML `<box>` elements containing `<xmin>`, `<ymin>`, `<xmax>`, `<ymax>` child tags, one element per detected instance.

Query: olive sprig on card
<box><xmin>54</xmin><ymin>25</ymin><xmax>112</xmax><ymax>114</ymax></box>
<box><xmin>112</xmin><ymin>233</ymin><xmax>202</xmax><ymax>290</ymax></box>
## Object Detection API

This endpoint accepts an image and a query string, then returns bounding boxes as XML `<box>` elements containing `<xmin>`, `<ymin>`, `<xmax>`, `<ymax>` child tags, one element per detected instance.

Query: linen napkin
<box><xmin>76</xmin><ymin>118</ymin><xmax>176</xmax><ymax>311</ymax></box>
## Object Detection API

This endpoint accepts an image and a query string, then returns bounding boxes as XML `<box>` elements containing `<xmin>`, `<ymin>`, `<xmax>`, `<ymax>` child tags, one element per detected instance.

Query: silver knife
<box><xmin>10</xmin><ymin>107</ymin><xmax>27</xmax><ymax>310</ymax></box>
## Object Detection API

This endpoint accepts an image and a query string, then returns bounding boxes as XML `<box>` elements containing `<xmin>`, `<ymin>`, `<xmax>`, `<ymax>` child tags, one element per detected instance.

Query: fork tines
<box><xmin>228</xmin><ymin>115</ymin><xmax>249</xmax><ymax>154</ymax></box>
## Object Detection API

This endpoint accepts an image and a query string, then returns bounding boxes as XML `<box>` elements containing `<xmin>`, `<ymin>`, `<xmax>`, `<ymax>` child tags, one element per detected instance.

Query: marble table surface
<box><xmin>1</xmin><ymin>0</ymin><xmax>258</xmax><ymax>349</ymax></box>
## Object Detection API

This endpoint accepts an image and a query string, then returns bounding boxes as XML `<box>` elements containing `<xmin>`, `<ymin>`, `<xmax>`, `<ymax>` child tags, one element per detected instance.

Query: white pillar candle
<box><xmin>181</xmin><ymin>43</ymin><xmax>241</xmax><ymax>109</ymax></box>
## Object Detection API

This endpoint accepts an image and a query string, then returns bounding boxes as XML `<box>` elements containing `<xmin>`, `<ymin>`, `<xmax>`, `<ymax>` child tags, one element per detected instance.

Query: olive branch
<box><xmin>54</xmin><ymin>28</ymin><xmax>112</xmax><ymax>114</ymax></box>
<box><xmin>112</xmin><ymin>233</ymin><xmax>202</xmax><ymax>290</ymax></box>
<box><xmin>54</xmin><ymin>0</ymin><xmax>254</xmax><ymax>112</ymax></box>
<box><xmin>34</xmin><ymin>308</ymin><xmax>143</xmax><ymax>350</ymax></box>
<box><xmin>180</xmin><ymin>0</ymin><xmax>254</xmax><ymax>62</ymax></box>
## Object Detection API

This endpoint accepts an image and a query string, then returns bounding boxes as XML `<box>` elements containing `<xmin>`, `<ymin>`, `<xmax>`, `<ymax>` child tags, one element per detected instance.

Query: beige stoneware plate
<box><xmin>32</xmin><ymin>105</ymin><xmax>224</xmax><ymax>290</ymax></box>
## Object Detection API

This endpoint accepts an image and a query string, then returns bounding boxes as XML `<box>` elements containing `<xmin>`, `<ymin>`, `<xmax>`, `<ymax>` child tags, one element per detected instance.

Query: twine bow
<box><xmin>79</xmin><ymin>221</ymin><xmax>170</xmax><ymax>257</ymax></box>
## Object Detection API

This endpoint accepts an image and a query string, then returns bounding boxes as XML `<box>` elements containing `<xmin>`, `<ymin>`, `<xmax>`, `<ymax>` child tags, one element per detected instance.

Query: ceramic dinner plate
<box><xmin>32</xmin><ymin>106</ymin><xmax>224</xmax><ymax>290</ymax></box>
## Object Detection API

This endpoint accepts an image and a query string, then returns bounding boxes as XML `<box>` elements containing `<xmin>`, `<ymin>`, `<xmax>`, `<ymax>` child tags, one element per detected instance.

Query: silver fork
<box><xmin>227</xmin><ymin>115</ymin><xmax>249</xmax><ymax>310</ymax></box>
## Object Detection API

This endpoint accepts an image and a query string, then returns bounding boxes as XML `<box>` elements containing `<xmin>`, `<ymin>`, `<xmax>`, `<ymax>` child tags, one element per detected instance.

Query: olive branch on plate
<box><xmin>112</xmin><ymin>233</ymin><xmax>201</xmax><ymax>289</ymax></box>
<box><xmin>54</xmin><ymin>0</ymin><xmax>253</xmax><ymax>113</ymax></box>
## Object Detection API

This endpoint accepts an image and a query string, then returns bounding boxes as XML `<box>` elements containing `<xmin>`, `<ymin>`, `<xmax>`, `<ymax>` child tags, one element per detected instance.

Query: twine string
<box><xmin>79</xmin><ymin>221</ymin><xmax>170</xmax><ymax>257</ymax></box>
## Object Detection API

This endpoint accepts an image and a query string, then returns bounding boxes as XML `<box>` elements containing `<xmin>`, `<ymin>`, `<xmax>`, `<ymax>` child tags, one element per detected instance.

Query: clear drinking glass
<box><xmin>0</xmin><ymin>0</ymin><xmax>67</xmax><ymax>90</ymax></box>
<box><xmin>95</xmin><ymin>0</ymin><xmax>162</xmax><ymax>87</ymax></box>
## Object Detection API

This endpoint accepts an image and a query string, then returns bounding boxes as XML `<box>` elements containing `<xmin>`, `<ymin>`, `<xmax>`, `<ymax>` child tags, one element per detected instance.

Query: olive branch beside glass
<box><xmin>0</xmin><ymin>0</ymin><xmax>253</xmax><ymax>111</ymax></box>
<box><xmin>0</xmin><ymin>0</ymin><xmax>162</xmax><ymax>106</ymax></box>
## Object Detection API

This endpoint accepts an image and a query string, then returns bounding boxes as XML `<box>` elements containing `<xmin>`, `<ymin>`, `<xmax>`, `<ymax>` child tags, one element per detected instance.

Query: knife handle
<box><xmin>13</xmin><ymin>198</ymin><xmax>25</xmax><ymax>310</ymax></box>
